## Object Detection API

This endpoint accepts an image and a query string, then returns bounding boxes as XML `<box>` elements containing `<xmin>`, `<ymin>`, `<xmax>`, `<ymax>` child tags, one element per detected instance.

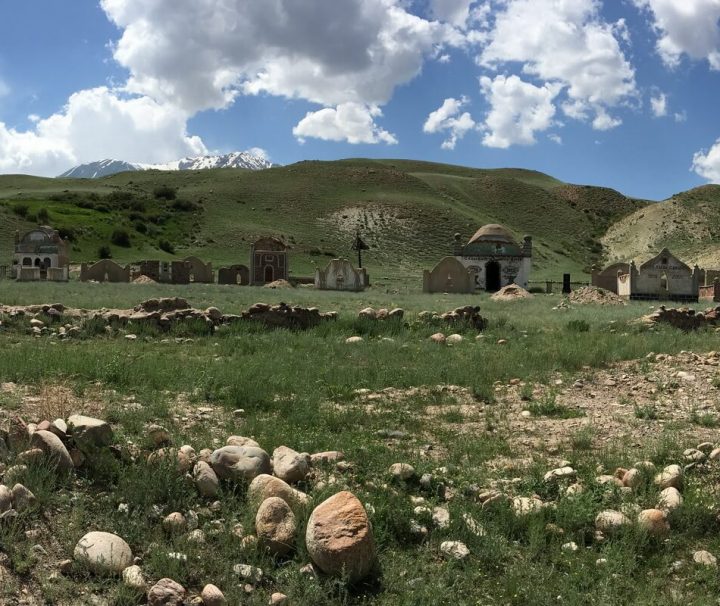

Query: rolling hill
<box><xmin>0</xmin><ymin>159</ymin><xmax>648</xmax><ymax>282</ymax></box>
<box><xmin>603</xmin><ymin>185</ymin><xmax>720</xmax><ymax>269</ymax></box>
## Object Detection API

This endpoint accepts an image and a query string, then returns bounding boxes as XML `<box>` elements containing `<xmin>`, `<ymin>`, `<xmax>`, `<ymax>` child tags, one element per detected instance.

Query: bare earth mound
<box><xmin>491</xmin><ymin>284</ymin><xmax>533</xmax><ymax>301</ymax></box>
<box><xmin>132</xmin><ymin>274</ymin><xmax>156</xmax><ymax>284</ymax></box>
<box><xmin>264</xmin><ymin>279</ymin><xmax>294</xmax><ymax>289</ymax></box>
<box><xmin>569</xmin><ymin>286</ymin><xmax>625</xmax><ymax>305</ymax></box>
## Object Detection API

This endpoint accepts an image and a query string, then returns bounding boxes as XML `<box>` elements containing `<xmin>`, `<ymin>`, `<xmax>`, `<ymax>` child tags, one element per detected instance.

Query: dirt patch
<box><xmin>132</xmin><ymin>274</ymin><xmax>156</xmax><ymax>284</ymax></box>
<box><xmin>491</xmin><ymin>284</ymin><xmax>533</xmax><ymax>301</ymax></box>
<box><xmin>264</xmin><ymin>279</ymin><xmax>294</xmax><ymax>289</ymax></box>
<box><xmin>569</xmin><ymin>286</ymin><xmax>626</xmax><ymax>305</ymax></box>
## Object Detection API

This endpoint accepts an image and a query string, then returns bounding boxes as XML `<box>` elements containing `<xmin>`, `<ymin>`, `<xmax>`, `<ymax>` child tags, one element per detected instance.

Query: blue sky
<box><xmin>0</xmin><ymin>0</ymin><xmax>719</xmax><ymax>201</ymax></box>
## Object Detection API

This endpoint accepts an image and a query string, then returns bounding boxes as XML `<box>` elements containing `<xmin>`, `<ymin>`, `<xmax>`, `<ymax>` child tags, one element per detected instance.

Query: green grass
<box><xmin>0</xmin><ymin>159</ymin><xmax>647</xmax><ymax>282</ymax></box>
<box><xmin>4</xmin><ymin>285</ymin><xmax>720</xmax><ymax>604</ymax></box>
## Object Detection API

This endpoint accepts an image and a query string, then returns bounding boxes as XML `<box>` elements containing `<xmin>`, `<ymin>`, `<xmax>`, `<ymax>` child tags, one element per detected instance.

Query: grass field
<box><xmin>0</xmin><ymin>159</ymin><xmax>647</xmax><ymax>282</ymax></box>
<box><xmin>3</xmin><ymin>282</ymin><xmax>720</xmax><ymax>604</ymax></box>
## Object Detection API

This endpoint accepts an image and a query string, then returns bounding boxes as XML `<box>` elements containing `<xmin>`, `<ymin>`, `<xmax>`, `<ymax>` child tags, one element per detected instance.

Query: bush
<box><xmin>111</xmin><ymin>229</ymin><xmax>131</xmax><ymax>247</ymax></box>
<box><xmin>98</xmin><ymin>245</ymin><xmax>112</xmax><ymax>259</ymax></box>
<box><xmin>170</xmin><ymin>198</ymin><xmax>197</xmax><ymax>212</ymax></box>
<box><xmin>153</xmin><ymin>186</ymin><xmax>177</xmax><ymax>200</ymax></box>
<box><xmin>12</xmin><ymin>204</ymin><xmax>29</xmax><ymax>218</ymax></box>
<box><xmin>134</xmin><ymin>221</ymin><xmax>148</xmax><ymax>234</ymax></box>
<box><xmin>58</xmin><ymin>227</ymin><xmax>76</xmax><ymax>242</ymax></box>
<box><xmin>37</xmin><ymin>208</ymin><xmax>49</xmax><ymax>223</ymax></box>
<box><xmin>158</xmin><ymin>239</ymin><xmax>175</xmax><ymax>254</ymax></box>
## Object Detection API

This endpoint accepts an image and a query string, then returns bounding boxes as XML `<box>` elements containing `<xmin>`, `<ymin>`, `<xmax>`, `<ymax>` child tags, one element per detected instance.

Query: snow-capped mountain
<box><xmin>58</xmin><ymin>151</ymin><xmax>274</xmax><ymax>178</ymax></box>
<box><xmin>59</xmin><ymin>159</ymin><xmax>140</xmax><ymax>179</ymax></box>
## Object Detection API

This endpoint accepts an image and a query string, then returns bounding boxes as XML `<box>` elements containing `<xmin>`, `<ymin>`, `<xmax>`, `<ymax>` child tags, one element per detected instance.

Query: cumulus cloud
<box><xmin>293</xmin><ymin>103</ymin><xmax>397</xmax><ymax>145</ymax></box>
<box><xmin>429</xmin><ymin>0</ymin><xmax>476</xmax><ymax>28</ymax></box>
<box><xmin>633</xmin><ymin>0</ymin><xmax>720</xmax><ymax>69</ymax></box>
<box><xmin>479</xmin><ymin>75</ymin><xmax>560</xmax><ymax>148</ymax></box>
<box><xmin>0</xmin><ymin>87</ymin><xmax>206</xmax><ymax>176</ymax></box>
<box><xmin>423</xmin><ymin>96</ymin><xmax>477</xmax><ymax>149</ymax></box>
<box><xmin>692</xmin><ymin>139</ymin><xmax>720</xmax><ymax>182</ymax></box>
<box><xmin>650</xmin><ymin>91</ymin><xmax>668</xmax><ymax>117</ymax></box>
<box><xmin>478</xmin><ymin>0</ymin><xmax>636</xmax><ymax>132</ymax></box>
<box><xmin>101</xmin><ymin>0</ymin><xmax>463</xmax><ymax>113</ymax></box>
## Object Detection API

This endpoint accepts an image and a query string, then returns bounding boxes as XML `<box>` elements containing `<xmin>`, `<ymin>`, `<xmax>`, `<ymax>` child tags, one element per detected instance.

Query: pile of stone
<box><xmin>0</xmin><ymin>299</ymin><xmax>340</xmax><ymax>335</ymax></box>
<box><xmin>242</xmin><ymin>302</ymin><xmax>337</xmax><ymax>329</ymax></box>
<box><xmin>358</xmin><ymin>307</ymin><xmax>404</xmax><ymax>321</ymax></box>
<box><xmin>418</xmin><ymin>306</ymin><xmax>487</xmax><ymax>330</ymax></box>
<box><xmin>642</xmin><ymin>306</ymin><xmax>720</xmax><ymax>330</ymax></box>
<box><xmin>491</xmin><ymin>284</ymin><xmax>533</xmax><ymax>301</ymax></box>
<box><xmin>568</xmin><ymin>286</ymin><xmax>625</xmax><ymax>306</ymax></box>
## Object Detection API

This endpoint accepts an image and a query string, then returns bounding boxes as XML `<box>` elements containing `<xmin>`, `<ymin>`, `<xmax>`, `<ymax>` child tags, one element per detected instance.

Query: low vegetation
<box><xmin>2</xmin><ymin>285</ymin><xmax>720</xmax><ymax>604</ymax></box>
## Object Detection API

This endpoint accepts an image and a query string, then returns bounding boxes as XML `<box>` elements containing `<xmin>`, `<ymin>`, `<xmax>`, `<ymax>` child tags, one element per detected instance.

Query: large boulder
<box><xmin>29</xmin><ymin>430</ymin><xmax>74</xmax><ymax>472</ymax></box>
<box><xmin>210</xmin><ymin>445</ymin><xmax>271</xmax><ymax>481</ymax></box>
<box><xmin>74</xmin><ymin>531</ymin><xmax>133</xmax><ymax>575</ymax></box>
<box><xmin>256</xmin><ymin>497</ymin><xmax>297</xmax><ymax>556</ymax></box>
<box><xmin>67</xmin><ymin>415</ymin><xmax>113</xmax><ymax>451</ymax></box>
<box><xmin>272</xmin><ymin>446</ymin><xmax>310</xmax><ymax>483</ymax></box>
<box><xmin>193</xmin><ymin>461</ymin><xmax>220</xmax><ymax>498</ymax></box>
<box><xmin>305</xmin><ymin>491</ymin><xmax>376</xmax><ymax>583</ymax></box>
<box><xmin>147</xmin><ymin>578</ymin><xmax>186</xmax><ymax>606</ymax></box>
<box><xmin>248</xmin><ymin>474</ymin><xmax>311</xmax><ymax>514</ymax></box>
<box><xmin>0</xmin><ymin>485</ymin><xmax>12</xmax><ymax>512</ymax></box>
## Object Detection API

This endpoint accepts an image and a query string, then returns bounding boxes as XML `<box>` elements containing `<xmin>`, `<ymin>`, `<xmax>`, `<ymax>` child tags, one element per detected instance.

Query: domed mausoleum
<box><xmin>453</xmin><ymin>224</ymin><xmax>532</xmax><ymax>292</ymax></box>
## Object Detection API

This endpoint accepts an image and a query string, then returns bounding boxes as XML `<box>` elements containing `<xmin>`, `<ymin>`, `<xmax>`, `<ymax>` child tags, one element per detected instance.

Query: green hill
<box><xmin>603</xmin><ymin>184</ymin><xmax>720</xmax><ymax>269</ymax></box>
<box><xmin>0</xmin><ymin>159</ymin><xmax>648</xmax><ymax>282</ymax></box>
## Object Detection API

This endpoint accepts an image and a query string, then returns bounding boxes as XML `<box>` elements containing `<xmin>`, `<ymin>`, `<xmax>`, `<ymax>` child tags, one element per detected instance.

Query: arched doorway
<box><xmin>485</xmin><ymin>261</ymin><xmax>501</xmax><ymax>292</ymax></box>
<box><xmin>264</xmin><ymin>266</ymin><xmax>274</xmax><ymax>283</ymax></box>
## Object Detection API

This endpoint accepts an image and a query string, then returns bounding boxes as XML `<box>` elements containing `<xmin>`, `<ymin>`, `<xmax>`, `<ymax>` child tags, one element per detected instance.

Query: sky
<box><xmin>0</xmin><ymin>0</ymin><xmax>719</xmax><ymax>201</ymax></box>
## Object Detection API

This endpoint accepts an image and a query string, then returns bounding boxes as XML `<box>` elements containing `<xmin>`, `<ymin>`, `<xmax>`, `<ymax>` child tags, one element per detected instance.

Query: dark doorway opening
<box><xmin>264</xmin><ymin>266</ymin><xmax>274</xmax><ymax>283</ymax></box>
<box><xmin>485</xmin><ymin>261</ymin><xmax>501</xmax><ymax>292</ymax></box>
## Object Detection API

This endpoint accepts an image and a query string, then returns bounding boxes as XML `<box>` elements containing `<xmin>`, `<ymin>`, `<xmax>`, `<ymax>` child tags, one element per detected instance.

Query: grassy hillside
<box><xmin>603</xmin><ymin>185</ymin><xmax>720</xmax><ymax>268</ymax></box>
<box><xmin>0</xmin><ymin>159</ymin><xmax>647</xmax><ymax>282</ymax></box>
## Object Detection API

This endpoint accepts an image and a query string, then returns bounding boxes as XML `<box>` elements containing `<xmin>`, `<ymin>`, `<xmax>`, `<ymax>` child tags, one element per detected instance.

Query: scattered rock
<box><xmin>446</xmin><ymin>334</ymin><xmax>463</xmax><ymax>345</ymax></box>
<box><xmin>310</xmin><ymin>451</ymin><xmax>344</xmax><ymax>465</ymax></box>
<box><xmin>595</xmin><ymin>510</ymin><xmax>631</xmax><ymax>534</ymax></box>
<box><xmin>305</xmin><ymin>491</ymin><xmax>376</xmax><ymax>583</ymax></box>
<box><xmin>440</xmin><ymin>541</ymin><xmax>470</xmax><ymax>560</ymax></box>
<box><xmin>429</xmin><ymin>333</ymin><xmax>446</xmax><ymax>344</ymax></box>
<box><xmin>163</xmin><ymin>512</ymin><xmax>187</xmax><ymax>534</ymax></box>
<box><xmin>11</xmin><ymin>484</ymin><xmax>36</xmax><ymax>512</ymax></box>
<box><xmin>389</xmin><ymin>463</ymin><xmax>415</xmax><ymax>481</ymax></box>
<box><xmin>269</xmin><ymin>593</ymin><xmax>288</xmax><ymax>605</ymax></box>
<box><xmin>148</xmin><ymin>424</ymin><xmax>171</xmax><ymax>447</ymax></box>
<box><xmin>658</xmin><ymin>487</ymin><xmax>683</xmax><ymax>512</ymax></box>
<box><xmin>233</xmin><ymin>563</ymin><xmax>264</xmax><ymax>584</ymax></box>
<box><xmin>0</xmin><ymin>485</ymin><xmax>12</xmax><ymax>512</ymax></box>
<box><xmin>543</xmin><ymin>466</ymin><xmax>576</xmax><ymax>483</ymax></box>
<box><xmin>122</xmin><ymin>565</ymin><xmax>147</xmax><ymax>591</ymax></box>
<box><xmin>67</xmin><ymin>415</ymin><xmax>113</xmax><ymax>451</ymax></box>
<box><xmin>345</xmin><ymin>336</ymin><xmax>364</xmax><ymax>344</ymax></box>
<box><xmin>693</xmin><ymin>550</ymin><xmax>718</xmax><ymax>567</ymax></box>
<box><xmin>256</xmin><ymin>497</ymin><xmax>297</xmax><ymax>556</ymax></box>
<box><xmin>200</xmin><ymin>584</ymin><xmax>226</xmax><ymax>606</ymax></box>
<box><xmin>193</xmin><ymin>461</ymin><xmax>220</xmax><ymax>498</ymax></box>
<box><xmin>512</xmin><ymin>496</ymin><xmax>544</xmax><ymax>516</ymax></box>
<box><xmin>226</xmin><ymin>436</ymin><xmax>260</xmax><ymax>448</ymax></box>
<box><xmin>248</xmin><ymin>474</ymin><xmax>311</xmax><ymax>513</ymax></box>
<box><xmin>654</xmin><ymin>465</ymin><xmax>683</xmax><ymax>490</ymax></box>
<box><xmin>637</xmin><ymin>509</ymin><xmax>670</xmax><ymax>536</ymax></box>
<box><xmin>210</xmin><ymin>445</ymin><xmax>271</xmax><ymax>481</ymax></box>
<box><xmin>74</xmin><ymin>532</ymin><xmax>133</xmax><ymax>575</ymax></box>
<box><xmin>273</xmin><ymin>446</ymin><xmax>310</xmax><ymax>483</ymax></box>
<box><xmin>432</xmin><ymin>506</ymin><xmax>450</xmax><ymax>529</ymax></box>
<box><xmin>29</xmin><ymin>430</ymin><xmax>74</xmax><ymax>472</ymax></box>
<box><xmin>147</xmin><ymin>578</ymin><xmax>186</xmax><ymax>606</ymax></box>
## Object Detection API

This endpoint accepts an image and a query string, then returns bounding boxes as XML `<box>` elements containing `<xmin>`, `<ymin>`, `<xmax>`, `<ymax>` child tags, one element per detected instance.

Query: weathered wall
<box><xmin>458</xmin><ymin>256</ymin><xmax>531</xmax><ymax>291</ymax></box>
<box><xmin>80</xmin><ymin>260</ymin><xmax>131</xmax><ymax>283</ymax></box>
<box><xmin>592</xmin><ymin>263</ymin><xmax>629</xmax><ymax>294</ymax></box>
<box><xmin>315</xmin><ymin>259</ymin><xmax>367</xmax><ymax>291</ymax></box>
<box><xmin>218</xmin><ymin>265</ymin><xmax>250</xmax><ymax>285</ymax></box>
<box><xmin>423</xmin><ymin>257</ymin><xmax>474</xmax><ymax>294</ymax></box>
<box><xmin>184</xmin><ymin>257</ymin><xmax>214</xmax><ymax>283</ymax></box>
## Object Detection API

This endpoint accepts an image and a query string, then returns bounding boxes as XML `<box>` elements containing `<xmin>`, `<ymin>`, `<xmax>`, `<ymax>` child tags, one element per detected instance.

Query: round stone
<box><xmin>74</xmin><ymin>531</ymin><xmax>133</xmax><ymax>575</ymax></box>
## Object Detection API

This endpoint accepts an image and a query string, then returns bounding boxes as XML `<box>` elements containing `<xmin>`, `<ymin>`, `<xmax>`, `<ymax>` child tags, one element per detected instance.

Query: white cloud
<box><xmin>692</xmin><ymin>138</ymin><xmax>720</xmax><ymax>182</ymax></box>
<box><xmin>0</xmin><ymin>87</ymin><xmax>206</xmax><ymax>176</ymax></box>
<box><xmin>245</xmin><ymin>147</ymin><xmax>270</xmax><ymax>161</ymax></box>
<box><xmin>650</xmin><ymin>91</ymin><xmax>668</xmax><ymax>117</ymax></box>
<box><xmin>430</xmin><ymin>0</ymin><xmax>476</xmax><ymax>28</ymax></box>
<box><xmin>101</xmin><ymin>0</ymin><xmax>464</xmax><ymax>114</ymax></box>
<box><xmin>633</xmin><ymin>0</ymin><xmax>720</xmax><ymax>69</ymax></box>
<box><xmin>423</xmin><ymin>96</ymin><xmax>477</xmax><ymax>150</ymax></box>
<box><xmin>293</xmin><ymin>103</ymin><xmax>397</xmax><ymax>145</ymax></box>
<box><xmin>0</xmin><ymin>79</ymin><xmax>9</xmax><ymax>98</ymax></box>
<box><xmin>674</xmin><ymin>110</ymin><xmax>688</xmax><ymax>122</ymax></box>
<box><xmin>478</xmin><ymin>0</ymin><xmax>636</xmax><ymax>131</ymax></box>
<box><xmin>479</xmin><ymin>75</ymin><xmax>560</xmax><ymax>148</ymax></box>
<box><xmin>548</xmin><ymin>133</ymin><xmax>563</xmax><ymax>145</ymax></box>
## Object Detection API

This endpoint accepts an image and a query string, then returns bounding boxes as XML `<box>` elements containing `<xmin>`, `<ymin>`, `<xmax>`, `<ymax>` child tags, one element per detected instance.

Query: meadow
<box><xmin>2</xmin><ymin>282</ymin><xmax>720</xmax><ymax>605</ymax></box>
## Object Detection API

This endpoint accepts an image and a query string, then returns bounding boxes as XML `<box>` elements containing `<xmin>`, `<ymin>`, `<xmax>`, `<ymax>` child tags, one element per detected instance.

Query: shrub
<box><xmin>98</xmin><ymin>245</ymin><xmax>112</xmax><ymax>259</ymax></box>
<box><xmin>111</xmin><ymin>229</ymin><xmax>131</xmax><ymax>247</ymax></box>
<box><xmin>153</xmin><ymin>186</ymin><xmax>177</xmax><ymax>200</ymax></box>
<box><xmin>12</xmin><ymin>204</ymin><xmax>29</xmax><ymax>218</ymax></box>
<box><xmin>158</xmin><ymin>239</ymin><xmax>175</xmax><ymax>254</ymax></box>
<box><xmin>58</xmin><ymin>227</ymin><xmax>76</xmax><ymax>242</ymax></box>
<box><xmin>134</xmin><ymin>221</ymin><xmax>148</xmax><ymax>234</ymax></box>
<box><xmin>171</xmin><ymin>198</ymin><xmax>197</xmax><ymax>211</ymax></box>
<box><xmin>37</xmin><ymin>208</ymin><xmax>49</xmax><ymax>223</ymax></box>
